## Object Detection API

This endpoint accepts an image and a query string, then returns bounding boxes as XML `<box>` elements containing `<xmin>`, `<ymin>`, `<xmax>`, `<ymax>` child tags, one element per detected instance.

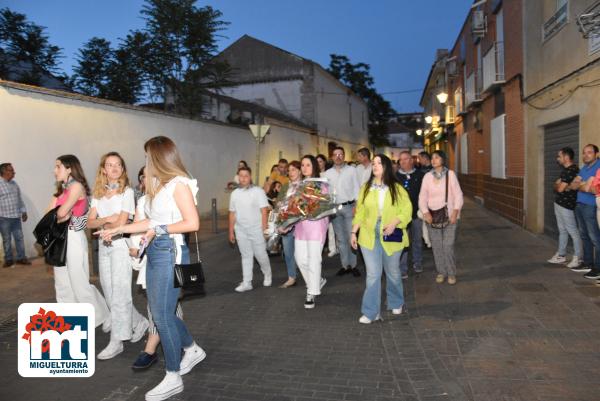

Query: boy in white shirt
<box><xmin>229</xmin><ymin>167</ymin><xmax>272</xmax><ymax>292</ymax></box>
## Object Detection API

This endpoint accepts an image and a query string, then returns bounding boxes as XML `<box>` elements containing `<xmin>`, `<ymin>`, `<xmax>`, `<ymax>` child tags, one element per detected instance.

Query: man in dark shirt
<box><xmin>419</xmin><ymin>151</ymin><xmax>433</xmax><ymax>173</ymax></box>
<box><xmin>396</xmin><ymin>151</ymin><xmax>425</xmax><ymax>277</ymax></box>
<box><xmin>548</xmin><ymin>147</ymin><xmax>582</xmax><ymax>268</ymax></box>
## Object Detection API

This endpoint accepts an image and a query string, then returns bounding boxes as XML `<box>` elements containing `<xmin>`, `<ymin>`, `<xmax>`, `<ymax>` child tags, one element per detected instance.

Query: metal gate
<box><xmin>543</xmin><ymin>117</ymin><xmax>579</xmax><ymax>236</ymax></box>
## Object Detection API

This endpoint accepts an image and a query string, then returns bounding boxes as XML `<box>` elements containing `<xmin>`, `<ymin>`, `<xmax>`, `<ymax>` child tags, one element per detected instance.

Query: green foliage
<box><xmin>328</xmin><ymin>54</ymin><xmax>395</xmax><ymax>147</ymax></box>
<box><xmin>0</xmin><ymin>7</ymin><xmax>63</xmax><ymax>86</ymax></box>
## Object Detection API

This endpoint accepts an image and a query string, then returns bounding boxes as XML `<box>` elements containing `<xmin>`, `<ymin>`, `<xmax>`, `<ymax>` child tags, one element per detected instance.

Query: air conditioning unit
<box><xmin>472</xmin><ymin>10</ymin><xmax>487</xmax><ymax>37</ymax></box>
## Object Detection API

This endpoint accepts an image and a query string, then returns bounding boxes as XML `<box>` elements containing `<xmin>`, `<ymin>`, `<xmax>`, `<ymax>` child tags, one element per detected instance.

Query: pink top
<box><xmin>56</xmin><ymin>188</ymin><xmax>88</xmax><ymax>217</ymax></box>
<box><xmin>294</xmin><ymin>218</ymin><xmax>329</xmax><ymax>243</ymax></box>
<box><xmin>594</xmin><ymin>169</ymin><xmax>600</xmax><ymax>198</ymax></box>
<box><xmin>419</xmin><ymin>170</ymin><xmax>464</xmax><ymax>215</ymax></box>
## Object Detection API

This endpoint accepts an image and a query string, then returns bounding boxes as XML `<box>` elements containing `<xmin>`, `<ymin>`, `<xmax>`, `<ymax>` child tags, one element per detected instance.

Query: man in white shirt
<box><xmin>324</xmin><ymin>146</ymin><xmax>361</xmax><ymax>277</ymax></box>
<box><xmin>229</xmin><ymin>167</ymin><xmax>272</xmax><ymax>292</ymax></box>
<box><xmin>355</xmin><ymin>147</ymin><xmax>372</xmax><ymax>186</ymax></box>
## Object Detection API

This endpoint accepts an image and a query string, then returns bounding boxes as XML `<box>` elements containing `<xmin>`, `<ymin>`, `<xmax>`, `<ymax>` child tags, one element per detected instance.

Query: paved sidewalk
<box><xmin>1</xmin><ymin>199</ymin><xmax>600</xmax><ymax>401</ymax></box>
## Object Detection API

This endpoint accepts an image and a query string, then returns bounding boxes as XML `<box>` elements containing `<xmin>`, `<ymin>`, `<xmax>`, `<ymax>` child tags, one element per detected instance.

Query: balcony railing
<box><xmin>465</xmin><ymin>69</ymin><xmax>483</xmax><ymax>106</ymax></box>
<box><xmin>482</xmin><ymin>41</ymin><xmax>505</xmax><ymax>92</ymax></box>
<box><xmin>543</xmin><ymin>2</ymin><xmax>569</xmax><ymax>41</ymax></box>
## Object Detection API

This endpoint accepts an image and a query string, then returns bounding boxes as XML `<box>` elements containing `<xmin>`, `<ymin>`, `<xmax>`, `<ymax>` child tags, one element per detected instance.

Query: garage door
<box><xmin>544</xmin><ymin>117</ymin><xmax>579</xmax><ymax>236</ymax></box>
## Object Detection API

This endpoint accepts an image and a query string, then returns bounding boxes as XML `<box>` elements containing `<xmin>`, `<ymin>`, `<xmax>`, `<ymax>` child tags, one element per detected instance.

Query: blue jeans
<box><xmin>400</xmin><ymin>217</ymin><xmax>423</xmax><ymax>274</ymax></box>
<box><xmin>0</xmin><ymin>217</ymin><xmax>26</xmax><ymax>261</ymax></box>
<box><xmin>281</xmin><ymin>231</ymin><xmax>296</xmax><ymax>279</ymax></box>
<box><xmin>575</xmin><ymin>202</ymin><xmax>600</xmax><ymax>269</ymax></box>
<box><xmin>331</xmin><ymin>204</ymin><xmax>357</xmax><ymax>269</ymax></box>
<box><xmin>146</xmin><ymin>236</ymin><xmax>193</xmax><ymax>372</ymax></box>
<box><xmin>360</xmin><ymin>222</ymin><xmax>404</xmax><ymax>320</ymax></box>
<box><xmin>554</xmin><ymin>203</ymin><xmax>582</xmax><ymax>258</ymax></box>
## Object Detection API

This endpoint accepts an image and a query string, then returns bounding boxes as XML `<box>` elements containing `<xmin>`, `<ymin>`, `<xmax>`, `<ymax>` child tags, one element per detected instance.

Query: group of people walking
<box><xmin>548</xmin><ymin>144</ymin><xmax>600</xmax><ymax>283</ymax></box>
<box><xmin>227</xmin><ymin>146</ymin><xmax>464</xmax><ymax>324</ymax></box>
<box><xmin>30</xmin><ymin>137</ymin><xmax>203</xmax><ymax>401</ymax></box>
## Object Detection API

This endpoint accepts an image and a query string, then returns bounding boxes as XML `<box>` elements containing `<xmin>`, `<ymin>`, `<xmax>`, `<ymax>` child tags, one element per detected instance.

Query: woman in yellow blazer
<box><xmin>351</xmin><ymin>154</ymin><xmax>412</xmax><ymax>324</ymax></box>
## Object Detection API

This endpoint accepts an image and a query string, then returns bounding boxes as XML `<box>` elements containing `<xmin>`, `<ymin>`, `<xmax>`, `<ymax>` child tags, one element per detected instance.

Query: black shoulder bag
<box><xmin>174</xmin><ymin>231</ymin><xmax>206</xmax><ymax>298</ymax></box>
<box><xmin>429</xmin><ymin>173</ymin><xmax>450</xmax><ymax>229</ymax></box>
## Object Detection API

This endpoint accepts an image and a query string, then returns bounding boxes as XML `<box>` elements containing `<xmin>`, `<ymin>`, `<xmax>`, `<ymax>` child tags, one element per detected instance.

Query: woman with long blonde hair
<box><xmin>99</xmin><ymin>137</ymin><xmax>203</xmax><ymax>401</ymax></box>
<box><xmin>88</xmin><ymin>152</ymin><xmax>148</xmax><ymax>360</ymax></box>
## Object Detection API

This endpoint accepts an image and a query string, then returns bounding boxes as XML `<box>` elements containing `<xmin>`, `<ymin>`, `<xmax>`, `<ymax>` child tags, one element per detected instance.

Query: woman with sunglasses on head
<box><xmin>87</xmin><ymin>152</ymin><xmax>149</xmax><ymax>360</ymax></box>
<box><xmin>418</xmin><ymin>150</ymin><xmax>464</xmax><ymax>285</ymax></box>
<box><xmin>51</xmin><ymin>155</ymin><xmax>109</xmax><ymax>327</ymax></box>
<box><xmin>99</xmin><ymin>136</ymin><xmax>203</xmax><ymax>401</ymax></box>
<box><xmin>351</xmin><ymin>154</ymin><xmax>412</xmax><ymax>324</ymax></box>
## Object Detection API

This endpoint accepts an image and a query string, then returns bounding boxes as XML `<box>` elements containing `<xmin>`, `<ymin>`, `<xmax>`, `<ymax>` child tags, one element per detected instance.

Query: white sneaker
<box><xmin>327</xmin><ymin>249</ymin><xmax>338</xmax><ymax>257</ymax></box>
<box><xmin>235</xmin><ymin>282</ymin><xmax>253</xmax><ymax>292</ymax></box>
<box><xmin>567</xmin><ymin>256</ymin><xmax>581</xmax><ymax>269</ymax></box>
<box><xmin>145</xmin><ymin>371</ymin><xmax>183</xmax><ymax>401</ymax></box>
<box><xmin>263</xmin><ymin>275</ymin><xmax>272</xmax><ymax>287</ymax></box>
<box><xmin>131</xmin><ymin>318</ymin><xmax>149</xmax><ymax>343</ymax></box>
<box><xmin>358</xmin><ymin>315</ymin><xmax>382</xmax><ymax>324</ymax></box>
<box><xmin>547</xmin><ymin>253</ymin><xmax>567</xmax><ymax>264</ymax></box>
<box><xmin>320</xmin><ymin>277</ymin><xmax>327</xmax><ymax>290</ymax></box>
<box><xmin>101</xmin><ymin>319</ymin><xmax>111</xmax><ymax>333</ymax></box>
<box><xmin>392</xmin><ymin>305</ymin><xmax>404</xmax><ymax>315</ymax></box>
<box><xmin>97</xmin><ymin>341</ymin><xmax>124</xmax><ymax>360</ymax></box>
<box><xmin>179</xmin><ymin>343</ymin><xmax>206</xmax><ymax>375</ymax></box>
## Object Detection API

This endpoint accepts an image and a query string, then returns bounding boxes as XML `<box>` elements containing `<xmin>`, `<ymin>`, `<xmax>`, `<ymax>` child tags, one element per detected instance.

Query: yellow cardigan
<box><xmin>352</xmin><ymin>183</ymin><xmax>412</xmax><ymax>256</ymax></box>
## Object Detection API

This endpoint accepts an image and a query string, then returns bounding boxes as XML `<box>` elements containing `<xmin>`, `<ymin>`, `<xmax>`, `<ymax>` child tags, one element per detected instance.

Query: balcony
<box><xmin>482</xmin><ymin>41</ymin><xmax>505</xmax><ymax>92</ymax></box>
<box><xmin>465</xmin><ymin>69</ymin><xmax>482</xmax><ymax>106</ymax></box>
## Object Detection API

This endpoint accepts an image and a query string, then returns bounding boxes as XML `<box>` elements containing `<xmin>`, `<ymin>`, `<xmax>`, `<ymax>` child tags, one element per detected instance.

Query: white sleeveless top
<box><xmin>145</xmin><ymin>176</ymin><xmax>199</xmax><ymax>262</ymax></box>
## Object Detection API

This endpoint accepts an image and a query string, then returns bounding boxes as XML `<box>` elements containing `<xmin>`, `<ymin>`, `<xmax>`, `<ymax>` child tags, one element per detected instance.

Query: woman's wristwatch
<box><xmin>154</xmin><ymin>225</ymin><xmax>169</xmax><ymax>236</ymax></box>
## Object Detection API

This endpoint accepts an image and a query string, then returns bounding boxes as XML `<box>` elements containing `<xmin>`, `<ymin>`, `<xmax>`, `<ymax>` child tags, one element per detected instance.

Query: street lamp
<box><xmin>416</xmin><ymin>129</ymin><xmax>423</xmax><ymax>136</ymax></box>
<box><xmin>249</xmin><ymin>124</ymin><xmax>271</xmax><ymax>184</ymax></box>
<box><xmin>424</xmin><ymin>115</ymin><xmax>433</xmax><ymax>124</ymax></box>
<box><xmin>436</xmin><ymin>92</ymin><xmax>448</xmax><ymax>104</ymax></box>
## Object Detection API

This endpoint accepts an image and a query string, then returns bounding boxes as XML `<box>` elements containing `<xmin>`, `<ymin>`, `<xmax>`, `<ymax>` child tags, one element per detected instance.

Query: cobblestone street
<box><xmin>2</xmin><ymin>199</ymin><xmax>600</xmax><ymax>401</ymax></box>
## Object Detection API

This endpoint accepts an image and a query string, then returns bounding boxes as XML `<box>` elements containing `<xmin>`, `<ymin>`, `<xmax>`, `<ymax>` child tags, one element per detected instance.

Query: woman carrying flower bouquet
<box><xmin>350</xmin><ymin>154</ymin><xmax>412</xmax><ymax>324</ymax></box>
<box><xmin>276</xmin><ymin>160</ymin><xmax>302</xmax><ymax>288</ymax></box>
<box><xmin>294</xmin><ymin>155</ymin><xmax>329</xmax><ymax>309</ymax></box>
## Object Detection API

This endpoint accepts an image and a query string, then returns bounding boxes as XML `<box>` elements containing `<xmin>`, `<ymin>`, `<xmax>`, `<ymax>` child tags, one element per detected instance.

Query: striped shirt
<box><xmin>0</xmin><ymin>178</ymin><xmax>26</xmax><ymax>218</ymax></box>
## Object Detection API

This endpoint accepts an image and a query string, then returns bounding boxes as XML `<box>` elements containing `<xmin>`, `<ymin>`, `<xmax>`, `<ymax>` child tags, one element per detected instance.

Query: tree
<box><xmin>328</xmin><ymin>54</ymin><xmax>395</xmax><ymax>147</ymax></box>
<box><xmin>105</xmin><ymin>31</ymin><xmax>150</xmax><ymax>104</ymax></box>
<box><xmin>0</xmin><ymin>7</ymin><xmax>63</xmax><ymax>86</ymax></box>
<box><xmin>140</xmin><ymin>0</ymin><xmax>231</xmax><ymax>114</ymax></box>
<box><xmin>71</xmin><ymin>37</ymin><xmax>112</xmax><ymax>97</ymax></box>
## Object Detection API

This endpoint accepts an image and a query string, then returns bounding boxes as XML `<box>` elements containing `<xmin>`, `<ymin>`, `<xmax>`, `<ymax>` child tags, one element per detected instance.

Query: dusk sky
<box><xmin>3</xmin><ymin>0</ymin><xmax>473</xmax><ymax>112</ymax></box>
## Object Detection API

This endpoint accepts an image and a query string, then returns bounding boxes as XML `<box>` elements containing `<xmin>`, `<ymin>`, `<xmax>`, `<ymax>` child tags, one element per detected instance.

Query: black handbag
<box><xmin>382</xmin><ymin>228</ymin><xmax>404</xmax><ymax>242</ymax></box>
<box><xmin>174</xmin><ymin>232</ymin><xmax>206</xmax><ymax>298</ymax></box>
<box><xmin>429</xmin><ymin>172</ymin><xmax>450</xmax><ymax>229</ymax></box>
<box><xmin>33</xmin><ymin>207</ymin><xmax>69</xmax><ymax>266</ymax></box>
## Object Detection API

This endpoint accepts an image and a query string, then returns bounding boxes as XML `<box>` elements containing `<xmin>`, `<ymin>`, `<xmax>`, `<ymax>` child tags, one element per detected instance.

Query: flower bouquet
<box><xmin>266</xmin><ymin>178</ymin><xmax>337</xmax><ymax>252</ymax></box>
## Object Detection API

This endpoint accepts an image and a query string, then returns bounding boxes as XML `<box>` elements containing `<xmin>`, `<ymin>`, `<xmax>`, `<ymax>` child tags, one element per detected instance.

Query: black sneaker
<box><xmin>571</xmin><ymin>264</ymin><xmax>592</xmax><ymax>273</ymax></box>
<box><xmin>583</xmin><ymin>270</ymin><xmax>600</xmax><ymax>280</ymax></box>
<box><xmin>351</xmin><ymin>267</ymin><xmax>361</xmax><ymax>277</ymax></box>
<box><xmin>336</xmin><ymin>267</ymin><xmax>349</xmax><ymax>276</ymax></box>
<box><xmin>131</xmin><ymin>352</ymin><xmax>159</xmax><ymax>370</ymax></box>
<box><xmin>304</xmin><ymin>295</ymin><xmax>315</xmax><ymax>309</ymax></box>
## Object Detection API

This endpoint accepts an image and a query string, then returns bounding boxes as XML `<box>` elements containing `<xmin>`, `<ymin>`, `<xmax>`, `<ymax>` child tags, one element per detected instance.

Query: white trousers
<box><xmin>54</xmin><ymin>230</ymin><xmax>109</xmax><ymax>327</ymax></box>
<box><xmin>235</xmin><ymin>224</ymin><xmax>272</xmax><ymax>284</ymax></box>
<box><xmin>327</xmin><ymin>223</ymin><xmax>337</xmax><ymax>253</ymax></box>
<box><xmin>294</xmin><ymin>239</ymin><xmax>324</xmax><ymax>296</ymax></box>
<box><xmin>99</xmin><ymin>241</ymin><xmax>146</xmax><ymax>341</ymax></box>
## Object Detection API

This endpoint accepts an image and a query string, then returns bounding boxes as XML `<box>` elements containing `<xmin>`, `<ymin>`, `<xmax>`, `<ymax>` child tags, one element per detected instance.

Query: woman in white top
<box><xmin>88</xmin><ymin>152</ymin><xmax>148</xmax><ymax>360</ymax></box>
<box><xmin>99</xmin><ymin>137</ymin><xmax>203</xmax><ymax>401</ymax></box>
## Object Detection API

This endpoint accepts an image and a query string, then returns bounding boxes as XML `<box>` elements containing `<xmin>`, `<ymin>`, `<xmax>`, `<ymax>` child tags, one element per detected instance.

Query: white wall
<box><xmin>313</xmin><ymin>69</ymin><xmax>369</xmax><ymax>146</ymax></box>
<box><xmin>0</xmin><ymin>84</ymin><xmax>317</xmax><ymax>257</ymax></box>
<box><xmin>219</xmin><ymin>80</ymin><xmax>303</xmax><ymax>119</ymax></box>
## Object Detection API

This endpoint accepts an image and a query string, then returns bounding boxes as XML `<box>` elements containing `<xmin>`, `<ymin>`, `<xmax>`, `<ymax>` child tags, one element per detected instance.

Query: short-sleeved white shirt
<box><xmin>229</xmin><ymin>185</ymin><xmax>269</xmax><ymax>228</ymax></box>
<box><xmin>91</xmin><ymin>187</ymin><xmax>135</xmax><ymax>219</ymax></box>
